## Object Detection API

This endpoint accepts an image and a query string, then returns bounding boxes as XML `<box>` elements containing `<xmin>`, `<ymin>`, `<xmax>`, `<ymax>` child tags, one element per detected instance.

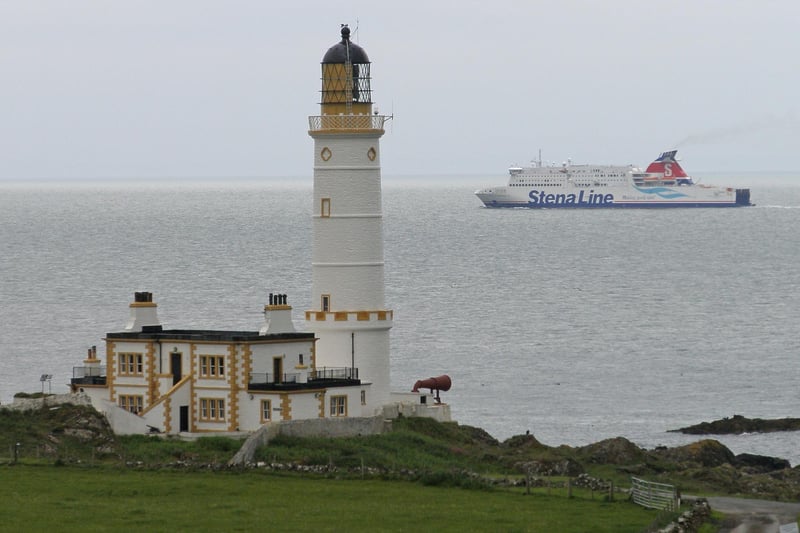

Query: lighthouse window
<box><xmin>260</xmin><ymin>399</ymin><xmax>272</xmax><ymax>422</ymax></box>
<box><xmin>330</xmin><ymin>395</ymin><xmax>347</xmax><ymax>417</ymax></box>
<box><xmin>321</xmin><ymin>294</ymin><xmax>330</xmax><ymax>312</ymax></box>
<box><xmin>199</xmin><ymin>355</ymin><xmax>225</xmax><ymax>378</ymax></box>
<box><xmin>118</xmin><ymin>353</ymin><xmax>143</xmax><ymax>376</ymax></box>
<box><xmin>199</xmin><ymin>398</ymin><xmax>225</xmax><ymax>422</ymax></box>
<box><xmin>119</xmin><ymin>394</ymin><xmax>143</xmax><ymax>414</ymax></box>
<box><xmin>321</xmin><ymin>198</ymin><xmax>331</xmax><ymax>217</ymax></box>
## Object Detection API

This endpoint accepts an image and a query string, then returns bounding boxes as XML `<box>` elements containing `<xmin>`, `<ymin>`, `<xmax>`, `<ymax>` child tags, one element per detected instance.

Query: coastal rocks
<box><xmin>671</xmin><ymin>414</ymin><xmax>800</xmax><ymax>435</ymax></box>
<box><xmin>501</xmin><ymin>432</ymin><xmax>546</xmax><ymax>450</ymax></box>
<box><xmin>652</xmin><ymin>439</ymin><xmax>736</xmax><ymax>468</ymax></box>
<box><xmin>735</xmin><ymin>452</ymin><xmax>791</xmax><ymax>473</ymax></box>
<box><xmin>576</xmin><ymin>437</ymin><xmax>648</xmax><ymax>465</ymax></box>
<box><xmin>515</xmin><ymin>458</ymin><xmax>584</xmax><ymax>477</ymax></box>
<box><xmin>7</xmin><ymin>392</ymin><xmax>92</xmax><ymax>411</ymax></box>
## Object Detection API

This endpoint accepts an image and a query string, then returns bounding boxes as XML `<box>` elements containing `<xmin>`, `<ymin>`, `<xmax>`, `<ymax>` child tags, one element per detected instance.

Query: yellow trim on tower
<box><xmin>306</xmin><ymin>310</ymin><xmax>394</xmax><ymax>321</ymax></box>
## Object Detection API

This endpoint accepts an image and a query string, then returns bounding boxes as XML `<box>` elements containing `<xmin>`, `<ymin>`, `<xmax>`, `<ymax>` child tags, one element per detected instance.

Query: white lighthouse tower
<box><xmin>306</xmin><ymin>25</ymin><xmax>391</xmax><ymax>411</ymax></box>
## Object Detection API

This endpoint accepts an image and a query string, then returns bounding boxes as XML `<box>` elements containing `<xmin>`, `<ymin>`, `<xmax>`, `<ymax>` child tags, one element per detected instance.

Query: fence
<box><xmin>72</xmin><ymin>366</ymin><xmax>106</xmax><ymax>378</ymax></box>
<box><xmin>631</xmin><ymin>477</ymin><xmax>679</xmax><ymax>511</ymax></box>
<box><xmin>308</xmin><ymin>115</ymin><xmax>386</xmax><ymax>131</ymax></box>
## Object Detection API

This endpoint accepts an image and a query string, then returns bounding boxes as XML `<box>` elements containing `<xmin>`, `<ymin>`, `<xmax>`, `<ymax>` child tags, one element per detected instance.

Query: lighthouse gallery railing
<box><xmin>308</xmin><ymin>115</ymin><xmax>386</xmax><ymax>131</ymax></box>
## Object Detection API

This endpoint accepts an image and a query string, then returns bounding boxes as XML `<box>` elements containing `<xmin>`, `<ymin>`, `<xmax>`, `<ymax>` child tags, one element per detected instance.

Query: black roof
<box><xmin>322</xmin><ymin>26</ymin><xmax>369</xmax><ymax>64</ymax></box>
<box><xmin>106</xmin><ymin>328</ymin><xmax>314</xmax><ymax>343</ymax></box>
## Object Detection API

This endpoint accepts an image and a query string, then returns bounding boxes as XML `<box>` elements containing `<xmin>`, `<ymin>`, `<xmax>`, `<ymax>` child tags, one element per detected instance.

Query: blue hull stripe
<box><xmin>481</xmin><ymin>201</ymin><xmax>744</xmax><ymax>209</ymax></box>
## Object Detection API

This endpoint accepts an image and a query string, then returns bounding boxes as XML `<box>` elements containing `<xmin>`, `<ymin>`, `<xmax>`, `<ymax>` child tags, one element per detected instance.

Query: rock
<box><xmin>735</xmin><ymin>453</ymin><xmax>791</xmax><ymax>473</ymax></box>
<box><xmin>516</xmin><ymin>458</ymin><xmax>583</xmax><ymax>477</ymax></box>
<box><xmin>671</xmin><ymin>414</ymin><xmax>800</xmax><ymax>435</ymax></box>
<box><xmin>576</xmin><ymin>437</ymin><xmax>647</xmax><ymax>465</ymax></box>
<box><xmin>652</xmin><ymin>439</ymin><xmax>735</xmax><ymax>468</ymax></box>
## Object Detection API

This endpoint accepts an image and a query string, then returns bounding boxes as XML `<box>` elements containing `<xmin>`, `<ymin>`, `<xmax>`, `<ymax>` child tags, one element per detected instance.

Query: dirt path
<box><xmin>705</xmin><ymin>497</ymin><xmax>800</xmax><ymax>533</ymax></box>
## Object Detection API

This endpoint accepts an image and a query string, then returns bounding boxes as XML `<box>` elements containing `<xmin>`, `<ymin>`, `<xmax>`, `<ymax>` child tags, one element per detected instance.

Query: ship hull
<box><xmin>475</xmin><ymin>177</ymin><xmax>751</xmax><ymax>209</ymax></box>
<box><xmin>476</xmin><ymin>187</ymin><xmax>750</xmax><ymax>208</ymax></box>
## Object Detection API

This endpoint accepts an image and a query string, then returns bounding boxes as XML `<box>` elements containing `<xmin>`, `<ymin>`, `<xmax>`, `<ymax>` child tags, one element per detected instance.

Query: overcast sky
<box><xmin>2</xmin><ymin>1</ymin><xmax>799</xmax><ymax>180</ymax></box>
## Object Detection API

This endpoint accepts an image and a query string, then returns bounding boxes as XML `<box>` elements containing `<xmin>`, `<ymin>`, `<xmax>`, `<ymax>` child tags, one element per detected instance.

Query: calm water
<box><xmin>1</xmin><ymin>175</ymin><xmax>799</xmax><ymax>464</ymax></box>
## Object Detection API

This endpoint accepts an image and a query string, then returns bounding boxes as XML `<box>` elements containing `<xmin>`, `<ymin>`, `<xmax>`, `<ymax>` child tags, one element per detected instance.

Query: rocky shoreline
<box><xmin>670</xmin><ymin>414</ymin><xmax>800</xmax><ymax>435</ymax></box>
<box><xmin>4</xmin><ymin>400</ymin><xmax>800</xmax><ymax>502</ymax></box>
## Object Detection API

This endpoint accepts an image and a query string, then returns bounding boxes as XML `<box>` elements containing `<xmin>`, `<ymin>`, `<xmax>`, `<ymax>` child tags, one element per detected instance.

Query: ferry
<box><xmin>475</xmin><ymin>150</ymin><xmax>752</xmax><ymax>208</ymax></box>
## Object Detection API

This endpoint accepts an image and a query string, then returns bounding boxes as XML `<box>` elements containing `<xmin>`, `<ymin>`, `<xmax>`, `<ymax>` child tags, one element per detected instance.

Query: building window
<box><xmin>119</xmin><ymin>395</ymin><xmax>143</xmax><ymax>414</ymax></box>
<box><xmin>361</xmin><ymin>390</ymin><xmax>366</xmax><ymax>405</ymax></box>
<box><xmin>199</xmin><ymin>355</ymin><xmax>225</xmax><ymax>378</ymax></box>
<box><xmin>261</xmin><ymin>399</ymin><xmax>272</xmax><ymax>422</ymax></box>
<box><xmin>330</xmin><ymin>395</ymin><xmax>347</xmax><ymax>417</ymax></box>
<box><xmin>298</xmin><ymin>353</ymin><xmax>304</xmax><ymax>366</ymax></box>
<box><xmin>321</xmin><ymin>295</ymin><xmax>330</xmax><ymax>312</ymax></box>
<box><xmin>118</xmin><ymin>353</ymin><xmax>143</xmax><ymax>376</ymax></box>
<box><xmin>321</xmin><ymin>198</ymin><xmax>331</xmax><ymax>217</ymax></box>
<box><xmin>199</xmin><ymin>398</ymin><xmax>225</xmax><ymax>422</ymax></box>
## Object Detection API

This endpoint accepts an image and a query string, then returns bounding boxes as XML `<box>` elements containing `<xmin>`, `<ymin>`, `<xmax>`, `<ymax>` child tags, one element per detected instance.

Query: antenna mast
<box><xmin>343</xmin><ymin>24</ymin><xmax>353</xmax><ymax>115</ymax></box>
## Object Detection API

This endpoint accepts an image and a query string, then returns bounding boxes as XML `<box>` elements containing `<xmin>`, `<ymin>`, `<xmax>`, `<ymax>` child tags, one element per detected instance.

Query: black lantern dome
<box><xmin>322</xmin><ymin>26</ymin><xmax>370</xmax><ymax>64</ymax></box>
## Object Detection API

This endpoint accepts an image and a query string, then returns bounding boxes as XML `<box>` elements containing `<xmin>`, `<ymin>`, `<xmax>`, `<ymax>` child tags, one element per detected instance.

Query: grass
<box><xmin>0</xmin><ymin>405</ymin><xmax>699</xmax><ymax>531</ymax></box>
<box><xmin>253</xmin><ymin>427</ymin><xmax>496</xmax><ymax>476</ymax></box>
<box><xmin>0</xmin><ymin>464</ymin><xmax>664</xmax><ymax>532</ymax></box>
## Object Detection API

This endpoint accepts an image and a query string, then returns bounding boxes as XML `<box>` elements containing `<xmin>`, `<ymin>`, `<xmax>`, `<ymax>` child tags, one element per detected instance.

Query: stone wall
<box><xmin>4</xmin><ymin>393</ymin><xmax>92</xmax><ymax>411</ymax></box>
<box><xmin>229</xmin><ymin>415</ymin><xmax>390</xmax><ymax>466</ymax></box>
<box><xmin>656</xmin><ymin>499</ymin><xmax>711</xmax><ymax>533</ymax></box>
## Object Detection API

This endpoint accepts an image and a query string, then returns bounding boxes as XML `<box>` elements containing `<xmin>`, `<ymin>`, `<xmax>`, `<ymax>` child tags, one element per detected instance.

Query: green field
<box><xmin>0</xmin><ymin>465</ymin><xmax>663</xmax><ymax>532</ymax></box>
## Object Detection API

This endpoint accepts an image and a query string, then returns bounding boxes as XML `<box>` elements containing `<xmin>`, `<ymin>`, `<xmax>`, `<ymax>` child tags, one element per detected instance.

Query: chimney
<box><xmin>260</xmin><ymin>292</ymin><xmax>296</xmax><ymax>335</ymax></box>
<box><xmin>124</xmin><ymin>291</ymin><xmax>160</xmax><ymax>332</ymax></box>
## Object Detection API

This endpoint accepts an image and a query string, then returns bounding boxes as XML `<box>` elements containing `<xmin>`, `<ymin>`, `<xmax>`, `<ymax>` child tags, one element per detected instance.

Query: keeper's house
<box><xmin>71</xmin><ymin>291</ymin><xmax>371</xmax><ymax>435</ymax></box>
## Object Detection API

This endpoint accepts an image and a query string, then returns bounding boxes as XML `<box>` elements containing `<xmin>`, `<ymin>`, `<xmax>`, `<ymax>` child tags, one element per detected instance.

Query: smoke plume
<box><xmin>675</xmin><ymin>112</ymin><xmax>800</xmax><ymax>148</ymax></box>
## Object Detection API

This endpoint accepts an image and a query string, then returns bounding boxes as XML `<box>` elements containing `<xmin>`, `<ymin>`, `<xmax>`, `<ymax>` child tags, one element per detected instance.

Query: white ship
<box><xmin>475</xmin><ymin>150</ymin><xmax>752</xmax><ymax>208</ymax></box>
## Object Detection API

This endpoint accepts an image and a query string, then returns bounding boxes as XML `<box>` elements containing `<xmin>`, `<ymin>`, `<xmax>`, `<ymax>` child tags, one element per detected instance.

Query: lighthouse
<box><xmin>306</xmin><ymin>25</ymin><xmax>392</xmax><ymax>411</ymax></box>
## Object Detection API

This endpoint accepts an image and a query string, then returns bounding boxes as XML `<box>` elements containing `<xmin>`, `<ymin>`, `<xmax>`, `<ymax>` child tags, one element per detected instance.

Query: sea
<box><xmin>1</xmin><ymin>173</ymin><xmax>799</xmax><ymax>465</ymax></box>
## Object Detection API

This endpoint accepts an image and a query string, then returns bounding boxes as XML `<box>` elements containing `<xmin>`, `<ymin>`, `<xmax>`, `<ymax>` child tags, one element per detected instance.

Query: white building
<box><xmin>72</xmin><ymin>292</ymin><xmax>371</xmax><ymax>435</ymax></box>
<box><xmin>69</xmin><ymin>26</ymin><xmax>450</xmax><ymax>436</ymax></box>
